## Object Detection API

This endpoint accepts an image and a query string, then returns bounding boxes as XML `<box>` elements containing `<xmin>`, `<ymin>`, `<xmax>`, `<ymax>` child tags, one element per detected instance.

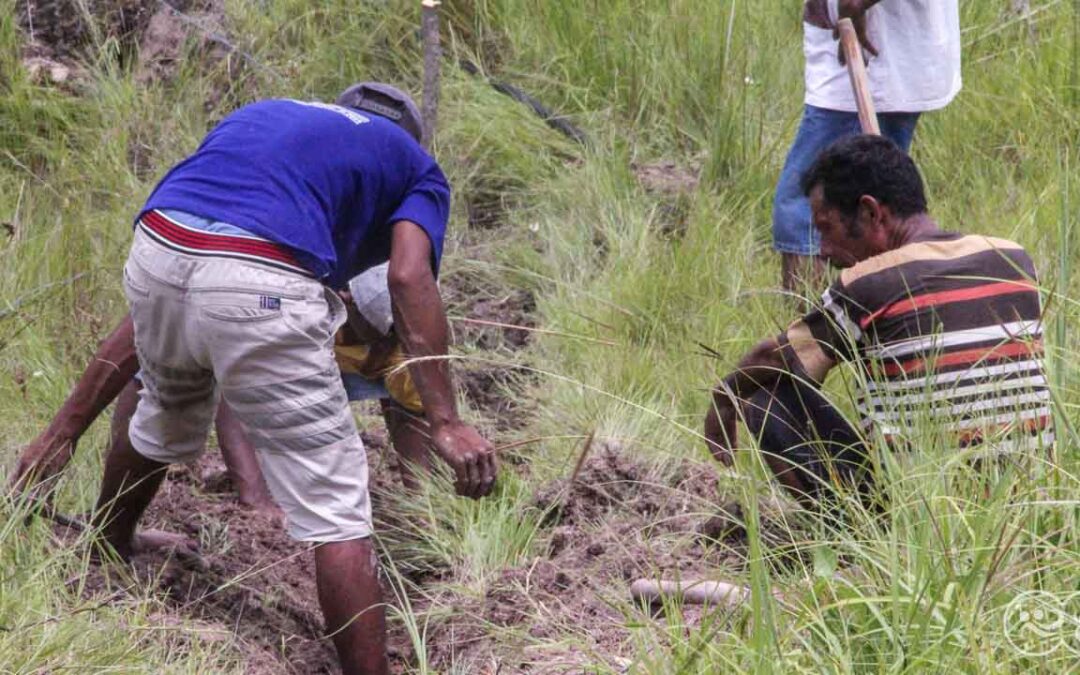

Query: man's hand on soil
<box><xmin>703</xmin><ymin>396</ymin><xmax>738</xmax><ymax>468</ymax></box>
<box><xmin>10</xmin><ymin>435</ymin><xmax>75</xmax><ymax>494</ymax></box>
<box><xmin>430</xmin><ymin>421</ymin><xmax>498</xmax><ymax>498</ymax></box>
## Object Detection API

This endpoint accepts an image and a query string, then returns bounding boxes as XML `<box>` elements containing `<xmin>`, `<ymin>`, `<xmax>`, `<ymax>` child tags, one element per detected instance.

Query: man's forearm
<box><xmin>388</xmin><ymin>266</ymin><xmax>458</xmax><ymax>428</ymax></box>
<box><xmin>45</xmin><ymin>314</ymin><xmax>140</xmax><ymax>442</ymax></box>
<box><xmin>12</xmin><ymin>314</ymin><xmax>140</xmax><ymax>490</ymax></box>
<box><xmin>717</xmin><ymin>337</ymin><xmax>790</xmax><ymax>404</ymax></box>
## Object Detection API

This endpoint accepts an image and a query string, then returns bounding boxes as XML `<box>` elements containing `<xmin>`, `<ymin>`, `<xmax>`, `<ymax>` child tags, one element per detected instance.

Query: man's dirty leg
<box><xmin>380</xmin><ymin>399</ymin><xmax>432</xmax><ymax>491</ymax></box>
<box><xmin>315</xmin><ymin>538</ymin><xmax>389</xmax><ymax>675</ymax></box>
<box><xmin>91</xmin><ymin>379</ymin><xmax>199</xmax><ymax>564</ymax></box>
<box><xmin>215</xmin><ymin>401</ymin><xmax>279</xmax><ymax>514</ymax></box>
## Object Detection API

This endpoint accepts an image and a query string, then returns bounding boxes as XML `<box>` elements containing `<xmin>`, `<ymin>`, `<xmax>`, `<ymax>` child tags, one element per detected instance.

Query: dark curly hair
<box><xmin>801</xmin><ymin>135</ymin><xmax>928</xmax><ymax>225</ymax></box>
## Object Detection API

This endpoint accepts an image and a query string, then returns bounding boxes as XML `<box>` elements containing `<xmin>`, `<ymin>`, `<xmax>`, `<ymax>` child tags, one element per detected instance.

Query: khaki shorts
<box><xmin>124</xmin><ymin>228</ymin><xmax>372</xmax><ymax>542</ymax></box>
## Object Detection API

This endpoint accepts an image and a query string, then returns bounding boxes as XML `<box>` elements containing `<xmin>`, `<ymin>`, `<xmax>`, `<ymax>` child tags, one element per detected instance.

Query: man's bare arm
<box><xmin>704</xmin><ymin>336</ymin><xmax>793</xmax><ymax>465</ymax></box>
<box><xmin>387</xmin><ymin>220</ymin><xmax>497</xmax><ymax>498</ymax></box>
<box><xmin>12</xmin><ymin>314</ymin><xmax>139</xmax><ymax>491</ymax></box>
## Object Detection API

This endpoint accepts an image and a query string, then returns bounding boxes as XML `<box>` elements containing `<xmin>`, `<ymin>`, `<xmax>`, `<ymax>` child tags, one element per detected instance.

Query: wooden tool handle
<box><xmin>837</xmin><ymin>18</ymin><xmax>880</xmax><ymax>135</ymax></box>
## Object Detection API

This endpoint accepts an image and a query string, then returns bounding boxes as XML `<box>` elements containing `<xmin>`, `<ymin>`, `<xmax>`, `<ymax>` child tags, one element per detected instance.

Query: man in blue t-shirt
<box><xmin>89</xmin><ymin>83</ymin><xmax>496</xmax><ymax>675</ymax></box>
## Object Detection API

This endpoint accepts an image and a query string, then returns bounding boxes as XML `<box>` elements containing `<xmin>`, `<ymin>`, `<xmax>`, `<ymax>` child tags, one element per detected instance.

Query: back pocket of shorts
<box><xmin>202</xmin><ymin>304</ymin><xmax>282</xmax><ymax>323</ymax></box>
<box><xmin>123</xmin><ymin>264</ymin><xmax>151</xmax><ymax>299</ymax></box>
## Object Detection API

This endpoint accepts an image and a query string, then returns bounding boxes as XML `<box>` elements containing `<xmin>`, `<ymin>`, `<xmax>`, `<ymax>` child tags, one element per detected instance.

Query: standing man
<box><xmin>91</xmin><ymin>83</ymin><xmax>497</xmax><ymax>675</ymax></box>
<box><xmin>774</xmin><ymin>0</ymin><xmax>961</xmax><ymax>292</ymax></box>
<box><xmin>708</xmin><ymin>136</ymin><xmax>1050</xmax><ymax>509</ymax></box>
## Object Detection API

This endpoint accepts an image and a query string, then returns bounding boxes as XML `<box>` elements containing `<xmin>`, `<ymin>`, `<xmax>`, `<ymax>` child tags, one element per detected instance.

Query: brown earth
<box><xmin>63</xmin><ymin>438</ymin><xmax>749</xmax><ymax>673</ymax></box>
<box><xmin>64</xmin><ymin>430</ymin><xmax>431</xmax><ymax>674</ymax></box>
<box><xmin>415</xmin><ymin>441</ymin><xmax>748</xmax><ymax>672</ymax></box>
<box><xmin>75</xmin><ymin>454</ymin><xmax>336</xmax><ymax>674</ymax></box>
<box><xmin>443</xmin><ymin>265</ymin><xmax>538</xmax><ymax>434</ymax></box>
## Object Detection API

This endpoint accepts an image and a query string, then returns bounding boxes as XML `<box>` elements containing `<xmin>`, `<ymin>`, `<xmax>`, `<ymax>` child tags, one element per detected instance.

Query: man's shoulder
<box><xmin>840</xmin><ymin>234</ymin><xmax>1028</xmax><ymax>288</ymax></box>
<box><xmin>224</xmin><ymin>99</ymin><xmax>365</xmax><ymax>128</ymax></box>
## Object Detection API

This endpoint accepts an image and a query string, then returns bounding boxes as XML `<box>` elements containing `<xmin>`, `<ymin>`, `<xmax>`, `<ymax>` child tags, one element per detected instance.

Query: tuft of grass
<box><xmin>374</xmin><ymin>466</ymin><xmax>543</xmax><ymax>590</ymax></box>
<box><xmin>2</xmin><ymin>0</ymin><xmax>1078</xmax><ymax>671</ymax></box>
<box><xmin>0</xmin><ymin>494</ymin><xmax>242</xmax><ymax>672</ymax></box>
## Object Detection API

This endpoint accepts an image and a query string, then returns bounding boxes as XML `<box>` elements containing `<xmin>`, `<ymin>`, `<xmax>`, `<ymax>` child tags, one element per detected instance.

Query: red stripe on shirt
<box><xmin>878</xmin><ymin>339</ymin><xmax>1043</xmax><ymax>377</ymax></box>
<box><xmin>860</xmin><ymin>280</ymin><xmax>1038</xmax><ymax>330</ymax></box>
<box><xmin>143</xmin><ymin>211</ymin><xmax>295</xmax><ymax>262</ymax></box>
<box><xmin>141</xmin><ymin>211</ymin><xmax>303</xmax><ymax>267</ymax></box>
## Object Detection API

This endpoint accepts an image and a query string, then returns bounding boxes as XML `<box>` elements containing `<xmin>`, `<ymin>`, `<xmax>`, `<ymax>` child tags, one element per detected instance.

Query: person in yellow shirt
<box><xmin>12</xmin><ymin>263</ymin><xmax>439</xmax><ymax>512</ymax></box>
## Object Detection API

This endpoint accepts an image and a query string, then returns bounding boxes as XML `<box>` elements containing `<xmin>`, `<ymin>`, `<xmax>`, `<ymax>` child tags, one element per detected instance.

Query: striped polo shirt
<box><xmin>780</xmin><ymin>232</ymin><xmax>1052</xmax><ymax>453</ymax></box>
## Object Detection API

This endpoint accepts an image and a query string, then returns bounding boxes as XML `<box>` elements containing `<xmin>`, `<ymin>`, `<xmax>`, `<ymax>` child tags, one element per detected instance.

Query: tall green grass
<box><xmin>2</xmin><ymin>0</ymin><xmax>1078</xmax><ymax>671</ymax></box>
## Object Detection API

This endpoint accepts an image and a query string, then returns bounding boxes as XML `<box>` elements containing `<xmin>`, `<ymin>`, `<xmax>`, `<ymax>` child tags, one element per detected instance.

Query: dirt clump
<box><xmin>134</xmin><ymin>1</ymin><xmax>231</xmax><ymax>86</ymax></box>
<box><xmin>16</xmin><ymin>0</ymin><xmax>156</xmax><ymax>57</ymax></box>
<box><xmin>445</xmin><ymin>268</ymin><xmax>537</xmax><ymax>353</ymax></box>
<box><xmin>632</xmin><ymin>159</ymin><xmax>700</xmax><ymax>195</ymax></box>
<box><xmin>464</xmin><ymin>289</ymin><xmax>537</xmax><ymax>351</ymax></box>
<box><xmin>110</xmin><ymin>455</ymin><xmax>336</xmax><ymax>673</ymax></box>
<box><xmin>418</xmin><ymin>441</ymin><xmax>743</xmax><ymax>671</ymax></box>
<box><xmin>442</xmin><ymin>267</ymin><xmax>538</xmax><ymax>433</ymax></box>
<box><xmin>458</xmin><ymin>365</ymin><xmax>532</xmax><ymax>433</ymax></box>
<box><xmin>16</xmin><ymin>0</ymin><xmax>233</xmax><ymax>103</ymax></box>
<box><xmin>534</xmin><ymin>440</ymin><xmax>721</xmax><ymax>532</ymax></box>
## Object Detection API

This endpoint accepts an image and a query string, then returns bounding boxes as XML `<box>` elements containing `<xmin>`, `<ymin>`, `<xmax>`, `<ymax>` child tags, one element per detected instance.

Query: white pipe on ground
<box><xmin>630</xmin><ymin>579</ymin><xmax>753</xmax><ymax>607</ymax></box>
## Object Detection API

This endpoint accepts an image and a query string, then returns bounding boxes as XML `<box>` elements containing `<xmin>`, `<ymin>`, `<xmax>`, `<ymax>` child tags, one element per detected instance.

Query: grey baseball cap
<box><xmin>336</xmin><ymin>82</ymin><xmax>423</xmax><ymax>143</ymax></box>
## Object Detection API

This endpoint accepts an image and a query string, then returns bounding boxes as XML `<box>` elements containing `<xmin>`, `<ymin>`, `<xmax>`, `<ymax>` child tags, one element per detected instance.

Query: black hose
<box><xmin>459</xmin><ymin>59</ymin><xmax>588</xmax><ymax>147</ymax></box>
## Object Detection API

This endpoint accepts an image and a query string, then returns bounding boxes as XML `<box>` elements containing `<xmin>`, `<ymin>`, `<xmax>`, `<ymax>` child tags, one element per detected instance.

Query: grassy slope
<box><xmin>1</xmin><ymin>0</ymin><xmax>1078</xmax><ymax>672</ymax></box>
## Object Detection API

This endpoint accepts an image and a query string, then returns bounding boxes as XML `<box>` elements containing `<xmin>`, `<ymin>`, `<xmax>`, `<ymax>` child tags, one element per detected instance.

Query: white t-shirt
<box><xmin>804</xmin><ymin>0</ymin><xmax>961</xmax><ymax>113</ymax></box>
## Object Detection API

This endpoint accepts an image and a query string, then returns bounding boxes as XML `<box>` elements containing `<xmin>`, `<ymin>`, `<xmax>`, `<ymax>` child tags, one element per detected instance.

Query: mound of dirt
<box><xmin>632</xmin><ymin>160</ymin><xmax>700</xmax><ymax>195</ymax></box>
<box><xmin>71</xmin><ymin>445</ymin><xmax>423</xmax><ymax>674</ymax></box>
<box><xmin>463</xmin><ymin>289</ymin><xmax>537</xmax><ymax>351</ymax></box>
<box><xmin>533</xmin><ymin>441</ymin><xmax>739</xmax><ymax>581</ymax></box>
<box><xmin>84</xmin><ymin>455</ymin><xmax>336</xmax><ymax>673</ymax></box>
<box><xmin>416</xmin><ymin>441</ymin><xmax>745</xmax><ymax>671</ymax></box>
<box><xmin>18</xmin><ymin>0</ymin><xmax>231</xmax><ymax>96</ymax></box>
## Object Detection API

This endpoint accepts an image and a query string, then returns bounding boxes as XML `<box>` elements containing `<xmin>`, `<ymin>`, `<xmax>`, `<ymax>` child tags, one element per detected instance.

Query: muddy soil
<box><xmin>68</xmin><ymin>441</ymin><xmax>427</xmax><ymax>675</ymax></box>
<box><xmin>61</xmin><ymin>434</ymin><xmax>748</xmax><ymax>673</ymax></box>
<box><xmin>418</xmin><ymin>441</ymin><xmax>746</xmax><ymax>672</ymax></box>
<box><xmin>76</xmin><ymin>455</ymin><xmax>334</xmax><ymax>674</ymax></box>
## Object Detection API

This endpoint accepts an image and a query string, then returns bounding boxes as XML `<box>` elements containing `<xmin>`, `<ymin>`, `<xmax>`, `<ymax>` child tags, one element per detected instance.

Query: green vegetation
<box><xmin>2</xmin><ymin>0</ymin><xmax>1078</xmax><ymax>672</ymax></box>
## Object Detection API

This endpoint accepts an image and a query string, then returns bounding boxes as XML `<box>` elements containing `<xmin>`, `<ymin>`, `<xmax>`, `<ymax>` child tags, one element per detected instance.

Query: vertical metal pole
<box><xmin>421</xmin><ymin>0</ymin><xmax>442</xmax><ymax>150</ymax></box>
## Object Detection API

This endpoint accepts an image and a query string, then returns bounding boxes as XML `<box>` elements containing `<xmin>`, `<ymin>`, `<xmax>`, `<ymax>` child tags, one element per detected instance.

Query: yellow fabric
<box><xmin>334</xmin><ymin>341</ymin><xmax>424</xmax><ymax>414</ymax></box>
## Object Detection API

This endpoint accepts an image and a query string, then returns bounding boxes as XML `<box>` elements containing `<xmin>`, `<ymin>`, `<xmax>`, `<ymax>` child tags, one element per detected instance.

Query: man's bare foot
<box><xmin>97</xmin><ymin>529</ymin><xmax>206</xmax><ymax>571</ymax></box>
<box><xmin>239</xmin><ymin>494</ymin><xmax>284</xmax><ymax>520</ymax></box>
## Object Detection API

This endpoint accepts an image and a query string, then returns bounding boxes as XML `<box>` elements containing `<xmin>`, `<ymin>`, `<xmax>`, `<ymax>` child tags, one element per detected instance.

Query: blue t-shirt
<box><xmin>140</xmin><ymin>99</ymin><xmax>450</xmax><ymax>288</ymax></box>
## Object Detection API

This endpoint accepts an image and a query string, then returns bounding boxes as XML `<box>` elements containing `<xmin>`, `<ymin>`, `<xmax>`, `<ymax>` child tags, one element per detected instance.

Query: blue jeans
<box><xmin>772</xmin><ymin>105</ymin><xmax>921</xmax><ymax>255</ymax></box>
<box><xmin>340</xmin><ymin>372</ymin><xmax>391</xmax><ymax>402</ymax></box>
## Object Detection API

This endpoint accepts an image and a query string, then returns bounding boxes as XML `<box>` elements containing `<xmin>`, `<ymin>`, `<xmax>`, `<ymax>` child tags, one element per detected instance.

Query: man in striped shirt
<box><xmin>704</xmin><ymin>134</ymin><xmax>1050</xmax><ymax>507</ymax></box>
